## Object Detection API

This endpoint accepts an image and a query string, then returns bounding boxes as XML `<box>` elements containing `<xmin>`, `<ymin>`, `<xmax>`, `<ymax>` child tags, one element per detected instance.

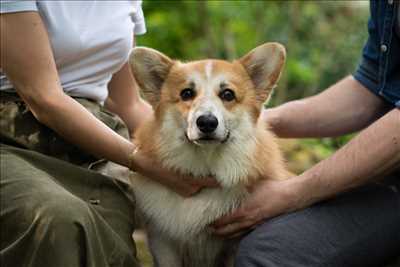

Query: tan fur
<box><xmin>129</xmin><ymin>43</ymin><xmax>290</xmax><ymax>267</ymax></box>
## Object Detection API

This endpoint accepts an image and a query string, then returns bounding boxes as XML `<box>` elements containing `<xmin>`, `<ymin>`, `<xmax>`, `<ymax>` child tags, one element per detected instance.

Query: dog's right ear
<box><xmin>129</xmin><ymin>47</ymin><xmax>174</xmax><ymax>106</ymax></box>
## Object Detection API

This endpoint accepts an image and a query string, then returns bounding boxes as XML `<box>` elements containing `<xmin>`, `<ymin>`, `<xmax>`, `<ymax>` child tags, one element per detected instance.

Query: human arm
<box><xmin>264</xmin><ymin>75</ymin><xmax>390</xmax><ymax>138</ymax></box>
<box><xmin>0</xmin><ymin>11</ymin><xmax>217</xmax><ymax>196</ymax></box>
<box><xmin>212</xmin><ymin>107</ymin><xmax>400</xmax><ymax>236</ymax></box>
<box><xmin>105</xmin><ymin>62</ymin><xmax>153</xmax><ymax>135</ymax></box>
<box><xmin>265</xmin><ymin>0</ymin><xmax>390</xmax><ymax>139</ymax></box>
<box><xmin>0</xmin><ymin>11</ymin><xmax>135</xmax><ymax>167</ymax></box>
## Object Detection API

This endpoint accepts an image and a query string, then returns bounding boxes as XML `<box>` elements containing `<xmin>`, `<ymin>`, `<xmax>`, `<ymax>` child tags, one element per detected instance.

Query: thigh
<box><xmin>0</xmin><ymin>145</ymin><xmax>139</xmax><ymax>267</ymax></box>
<box><xmin>235</xmin><ymin>182</ymin><xmax>400</xmax><ymax>267</ymax></box>
<box><xmin>1</xmin><ymin>144</ymin><xmax>136</xmax><ymax>237</ymax></box>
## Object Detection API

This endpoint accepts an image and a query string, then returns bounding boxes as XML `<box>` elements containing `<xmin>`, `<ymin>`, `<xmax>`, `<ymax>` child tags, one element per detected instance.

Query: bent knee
<box><xmin>234</xmin><ymin>213</ymin><xmax>334</xmax><ymax>267</ymax></box>
<box><xmin>2</xmin><ymin>189</ymin><xmax>94</xmax><ymax>250</ymax></box>
<box><xmin>35</xmin><ymin>192</ymin><xmax>92</xmax><ymax>227</ymax></box>
<box><xmin>235</xmin><ymin>199</ymin><xmax>400</xmax><ymax>267</ymax></box>
<box><xmin>17</xmin><ymin>190</ymin><xmax>93</xmax><ymax>234</ymax></box>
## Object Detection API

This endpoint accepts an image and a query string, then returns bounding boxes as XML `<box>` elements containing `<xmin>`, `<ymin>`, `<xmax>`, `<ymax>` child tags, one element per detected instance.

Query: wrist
<box><xmin>128</xmin><ymin>145</ymin><xmax>141</xmax><ymax>172</ymax></box>
<box><xmin>285</xmin><ymin>173</ymin><xmax>320</xmax><ymax>211</ymax></box>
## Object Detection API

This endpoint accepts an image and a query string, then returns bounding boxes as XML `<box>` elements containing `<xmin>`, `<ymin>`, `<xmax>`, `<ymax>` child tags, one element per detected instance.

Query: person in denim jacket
<box><xmin>213</xmin><ymin>1</ymin><xmax>400</xmax><ymax>266</ymax></box>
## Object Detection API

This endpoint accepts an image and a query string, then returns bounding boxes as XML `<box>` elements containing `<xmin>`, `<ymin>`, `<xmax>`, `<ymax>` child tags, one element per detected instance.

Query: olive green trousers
<box><xmin>0</xmin><ymin>92</ymin><xmax>139</xmax><ymax>267</ymax></box>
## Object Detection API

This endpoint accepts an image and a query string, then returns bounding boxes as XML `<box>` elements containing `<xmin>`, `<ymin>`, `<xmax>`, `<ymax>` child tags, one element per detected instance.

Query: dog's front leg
<box><xmin>147</xmin><ymin>228</ymin><xmax>181</xmax><ymax>267</ymax></box>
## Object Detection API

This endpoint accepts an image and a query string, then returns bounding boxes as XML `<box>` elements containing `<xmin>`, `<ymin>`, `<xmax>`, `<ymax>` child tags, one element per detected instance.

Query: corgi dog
<box><xmin>129</xmin><ymin>43</ymin><xmax>291</xmax><ymax>267</ymax></box>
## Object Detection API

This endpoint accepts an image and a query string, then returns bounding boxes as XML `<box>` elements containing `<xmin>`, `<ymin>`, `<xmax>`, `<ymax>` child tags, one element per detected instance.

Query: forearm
<box><xmin>292</xmin><ymin>108</ymin><xmax>400</xmax><ymax>208</ymax></box>
<box><xmin>105</xmin><ymin>96</ymin><xmax>152</xmax><ymax>135</ymax></box>
<box><xmin>105</xmin><ymin>63</ymin><xmax>153</xmax><ymax>134</ymax></box>
<box><xmin>265</xmin><ymin>76</ymin><xmax>389</xmax><ymax>138</ymax></box>
<box><xmin>37</xmin><ymin>92</ymin><xmax>135</xmax><ymax>167</ymax></box>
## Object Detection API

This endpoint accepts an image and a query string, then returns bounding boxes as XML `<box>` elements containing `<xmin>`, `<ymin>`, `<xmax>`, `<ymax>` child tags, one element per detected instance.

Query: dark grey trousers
<box><xmin>235</xmin><ymin>178</ymin><xmax>400</xmax><ymax>267</ymax></box>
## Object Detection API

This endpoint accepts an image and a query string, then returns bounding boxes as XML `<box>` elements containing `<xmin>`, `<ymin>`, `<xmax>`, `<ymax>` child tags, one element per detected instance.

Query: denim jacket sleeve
<box><xmin>353</xmin><ymin>0</ymin><xmax>400</xmax><ymax>108</ymax></box>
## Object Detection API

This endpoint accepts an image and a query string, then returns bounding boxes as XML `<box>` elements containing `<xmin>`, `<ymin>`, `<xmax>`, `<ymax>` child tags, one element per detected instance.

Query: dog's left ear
<box><xmin>238</xmin><ymin>42</ymin><xmax>286</xmax><ymax>103</ymax></box>
<box><xmin>129</xmin><ymin>47</ymin><xmax>174</xmax><ymax>107</ymax></box>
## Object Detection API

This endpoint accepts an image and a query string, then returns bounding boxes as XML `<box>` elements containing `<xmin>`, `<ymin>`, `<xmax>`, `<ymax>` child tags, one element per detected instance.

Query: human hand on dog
<box><xmin>211</xmin><ymin>178</ymin><xmax>301</xmax><ymax>238</ymax></box>
<box><xmin>130</xmin><ymin>148</ymin><xmax>220</xmax><ymax>197</ymax></box>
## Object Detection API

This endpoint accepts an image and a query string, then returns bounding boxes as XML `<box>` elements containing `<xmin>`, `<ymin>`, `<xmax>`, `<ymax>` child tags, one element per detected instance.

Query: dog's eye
<box><xmin>219</xmin><ymin>89</ymin><xmax>235</xmax><ymax>102</ymax></box>
<box><xmin>180</xmin><ymin>88</ymin><xmax>196</xmax><ymax>101</ymax></box>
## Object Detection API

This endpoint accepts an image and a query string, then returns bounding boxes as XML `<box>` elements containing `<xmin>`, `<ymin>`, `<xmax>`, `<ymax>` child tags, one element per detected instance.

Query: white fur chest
<box><xmin>131</xmin><ymin>175</ymin><xmax>248</xmax><ymax>241</ymax></box>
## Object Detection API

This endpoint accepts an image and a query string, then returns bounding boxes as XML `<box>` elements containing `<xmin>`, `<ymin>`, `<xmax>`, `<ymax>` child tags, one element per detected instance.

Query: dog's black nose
<box><xmin>196</xmin><ymin>115</ymin><xmax>218</xmax><ymax>133</ymax></box>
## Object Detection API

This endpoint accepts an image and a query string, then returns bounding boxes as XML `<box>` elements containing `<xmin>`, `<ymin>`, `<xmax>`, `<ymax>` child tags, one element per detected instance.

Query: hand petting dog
<box><xmin>212</xmin><ymin>178</ymin><xmax>299</xmax><ymax>238</ymax></box>
<box><xmin>130</xmin><ymin>149</ymin><xmax>220</xmax><ymax>197</ymax></box>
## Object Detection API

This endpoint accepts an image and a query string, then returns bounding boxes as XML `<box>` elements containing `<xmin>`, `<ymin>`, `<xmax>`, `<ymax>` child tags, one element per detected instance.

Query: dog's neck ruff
<box><xmin>156</xmin><ymin>113</ymin><xmax>258</xmax><ymax>188</ymax></box>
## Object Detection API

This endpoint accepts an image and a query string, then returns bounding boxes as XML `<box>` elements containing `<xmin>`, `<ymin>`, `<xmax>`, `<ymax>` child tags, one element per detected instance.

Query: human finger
<box><xmin>226</xmin><ymin>223</ymin><xmax>259</xmax><ymax>239</ymax></box>
<box><xmin>212</xmin><ymin>219</ymin><xmax>255</xmax><ymax>237</ymax></box>
<box><xmin>211</xmin><ymin>209</ymin><xmax>246</xmax><ymax>228</ymax></box>
<box><xmin>192</xmin><ymin>176</ymin><xmax>220</xmax><ymax>188</ymax></box>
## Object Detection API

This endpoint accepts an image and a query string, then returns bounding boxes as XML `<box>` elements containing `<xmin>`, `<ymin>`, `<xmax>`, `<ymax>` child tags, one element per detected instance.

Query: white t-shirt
<box><xmin>0</xmin><ymin>0</ymin><xmax>146</xmax><ymax>103</ymax></box>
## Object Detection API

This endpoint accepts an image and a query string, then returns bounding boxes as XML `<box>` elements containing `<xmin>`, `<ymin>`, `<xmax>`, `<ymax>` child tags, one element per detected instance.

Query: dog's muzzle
<box><xmin>185</xmin><ymin>130</ymin><xmax>230</xmax><ymax>145</ymax></box>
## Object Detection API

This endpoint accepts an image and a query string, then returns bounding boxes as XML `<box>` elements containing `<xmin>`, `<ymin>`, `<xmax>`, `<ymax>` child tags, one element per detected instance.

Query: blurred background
<box><xmin>136</xmin><ymin>0</ymin><xmax>370</xmax><ymax>175</ymax></box>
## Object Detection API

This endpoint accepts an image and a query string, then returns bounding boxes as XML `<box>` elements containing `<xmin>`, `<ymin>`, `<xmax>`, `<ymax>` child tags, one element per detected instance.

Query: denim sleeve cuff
<box><xmin>0</xmin><ymin>1</ymin><xmax>38</xmax><ymax>14</ymax></box>
<box><xmin>353</xmin><ymin>56</ymin><xmax>380</xmax><ymax>97</ymax></box>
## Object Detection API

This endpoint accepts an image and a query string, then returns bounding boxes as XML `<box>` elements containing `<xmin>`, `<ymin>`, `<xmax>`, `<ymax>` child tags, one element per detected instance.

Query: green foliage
<box><xmin>137</xmin><ymin>1</ymin><xmax>370</xmax><ymax>172</ymax></box>
<box><xmin>280</xmin><ymin>134</ymin><xmax>355</xmax><ymax>174</ymax></box>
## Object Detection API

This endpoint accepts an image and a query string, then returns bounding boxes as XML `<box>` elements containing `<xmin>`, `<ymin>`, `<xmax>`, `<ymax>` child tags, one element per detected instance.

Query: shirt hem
<box><xmin>0</xmin><ymin>1</ymin><xmax>38</xmax><ymax>14</ymax></box>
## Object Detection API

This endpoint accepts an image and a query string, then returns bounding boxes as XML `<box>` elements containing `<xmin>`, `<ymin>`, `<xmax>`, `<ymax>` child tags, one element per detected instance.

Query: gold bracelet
<box><xmin>128</xmin><ymin>146</ymin><xmax>140</xmax><ymax>172</ymax></box>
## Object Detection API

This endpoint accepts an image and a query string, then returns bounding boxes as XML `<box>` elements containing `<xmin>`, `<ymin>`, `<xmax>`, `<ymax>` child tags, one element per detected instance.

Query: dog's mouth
<box><xmin>185</xmin><ymin>131</ymin><xmax>230</xmax><ymax>145</ymax></box>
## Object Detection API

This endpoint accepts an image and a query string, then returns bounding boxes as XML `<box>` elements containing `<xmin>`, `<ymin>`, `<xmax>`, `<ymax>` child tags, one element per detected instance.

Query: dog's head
<box><xmin>130</xmin><ymin>43</ymin><xmax>285</xmax><ymax>147</ymax></box>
